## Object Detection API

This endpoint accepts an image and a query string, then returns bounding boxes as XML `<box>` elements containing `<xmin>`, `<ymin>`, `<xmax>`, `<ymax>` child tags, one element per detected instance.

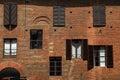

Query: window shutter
<box><xmin>88</xmin><ymin>46</ymin><xmax>94</xmax><ymax>70</ymax></box>
<box><xmin>4</xmin><ymin>3</ymin><xmax>10</xmax><ymax>26</ymax></box>
<box><xmin>66</xmin><ymin>39</ymin><xmax>71</xmax><ymax>60</ymax></box>
<box><xmin>106</xmin><ymin>45</ymin><xmax>113</xmax><ymax>68</ymax></box>
<box><xmin>82</xmin><ymin>39</ymin><xmax>88</xmax><ymax>60</ymax></box>
<box><xmin>93</xmin><ymin>6</ymin><xmax>106</xmax><ymax>27</ymax></box>
<box><xmin>11</xmin><ymin>3</ymin><xmax>17</xmax><ymax>26</ymax></box>
<box><xmin>53</xmin><ymin>5</ymin><xmax>65</xmax><ymax>27</ymax></box>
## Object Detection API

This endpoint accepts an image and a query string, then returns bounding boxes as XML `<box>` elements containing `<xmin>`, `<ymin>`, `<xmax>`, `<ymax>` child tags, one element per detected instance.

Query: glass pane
<box><xmin>72</xmin><ymin>45</ymin><xmax>76</xmax><ymax>58</ymax></box>
<box><xmin>30</xmin><ymin>41</ymin><xmax>37</xmax><ymax>49</ymax></box>
<box><xmin>11</xmin><ymin>40</ymin><xmax>17</xmax><ymax>49</ymax></box>
<box><xmin>56</xmin><ymin>72</ymin><xmax>61</xmax><ymax>76</ymax></box>
<box><xmin>50</xmin><ymin>62</ymin><xmax>55</xmax><ymax>66</ymax></box>
<box><xmin>4</xmin><ymin>50</ymin><xmax>10</xmax><ymax>55</ymax></box>
<box><xmin>5</xmin><ymin>40</ymin><xmax>10</xmax><ymax>49</ymax></box>
<box><xmin>37</xmin><ymin>31</ymin><xmax>42</xmax><ymax>40</ymax></box>
<box><xmin>56</xmin><ymin>62</ymin><xmax>61</xmax><ymax>66</ymax></box>
<box><xmin>11</xmin><ymin>50</ymin><xmax>16</xmax><ymax>55</ymax></box>
<box><xmin>50</xmin><ymin>67</ymin><xmax>55</xmax><ymax>72</ymax></box>
<box><xmin>50</xmin><ymin>72</ymin><xmax>55</xmax><ymax>76</ymax></box>
<box><xmin>77</xmin><ymin>43</ymin><xmax>81</xmax><ymax>58</ymax></box>
<box><xmin>38</xmin><ymin>41</ymin><xmax>42</xmax><ymax>49</ymax></box>
<box><xmin>100</xmin><ymin>57</ymin><xmax>105</xmax><ymax>61</ymax></box>
<box><xmin>56</xmin><ymin>67</ymin><xmax>61</xmax><ymax>71</ymax></box>
<box><xmin>31</xmin><ymin>30</ymin><xmax>37</xmax><ymax>40</ymax></box>
<box><xmin>100</xmin><ymin>62</ymin><xmax>105</xmax><ymax>67</ymax></box>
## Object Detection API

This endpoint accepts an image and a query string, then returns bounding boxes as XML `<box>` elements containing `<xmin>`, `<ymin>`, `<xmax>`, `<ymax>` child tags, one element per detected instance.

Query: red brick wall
<box><xmin>0</xmin><ymin>0</ymin><xmax>120</xmax><ymax>80</ymax></box>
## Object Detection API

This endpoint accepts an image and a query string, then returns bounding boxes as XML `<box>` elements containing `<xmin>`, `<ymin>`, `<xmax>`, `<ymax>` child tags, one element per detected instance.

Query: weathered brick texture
<box><xmin>0</xmin><ymin>0</ymin><xmax>119</xmax><ymax>80</ymax></box>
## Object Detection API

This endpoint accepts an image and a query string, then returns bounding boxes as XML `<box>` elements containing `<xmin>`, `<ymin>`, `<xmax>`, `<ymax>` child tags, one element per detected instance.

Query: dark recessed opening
<box><xmin>110</xmin><ymin>26</ymin><xmax>113</xmax><ymax>28</ymax></box>
<box><xmin>70</xmin><ymin>11</ymin><xmax>72</xmax><ymax>13</ymax></box>
<box><xmin>110</xmin><ymin>11</ymin><xmax>112</xmax><ymax>13</ymax></box>
<box><xmin>88</xmin><ymin>11</ymin><xmax>90</xmax><ymax>13</ymax></box>
<box><xmin>70</xmin><ymin>26</ymin><xmax>72</xmax><ymax>29</ymax></box>
<box><xmin>54</xmin><ymin>29</ymin><xmax>56</xmax><ymax>32</ymax></box>
<box><xmin>88</xmin><ymin>27</ymin><xmax>91</xmax><ymax>28</ymax></box>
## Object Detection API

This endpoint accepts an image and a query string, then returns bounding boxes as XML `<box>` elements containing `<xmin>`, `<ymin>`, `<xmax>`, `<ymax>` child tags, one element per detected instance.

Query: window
<box><xmin>93</xmin><ymin>5</ymin><xmax>106</xmax><ymax>27</ymax></box>
<box><xmin>49</xmin><ymin>57</ymin><xmax>62</xmax><ymax>76</ymax></box>
<box><xmin>53</xmin><ymin>5</ymin><xmax>65</xmax><ymax>27</ymax></box>
<box><xmin>66</xmin><ymin>39</ymin><xmax>88</xmax><ymax>60</ymax></box>
<box><xmin>4</xmin><ymin>2</ymin><xmax>17</xmax><ymax>30</ymax></box>
<box><xmin>30</xmin><ymin>30</ymin><xmax>43</xmax><ymax>49</ymax></box>
<box><xmin>88</xmin><ymin>45</ymin><xmax>113</xmax><ymax>70</ymax></box>
<box><xmin>72</xmin><ymin>40</ymin><xmax>82</xmax><ymax>58</ymax></box>
<box><xmin>93</xmin><ymin>46</ymin><xmax>106</xmax><ymax>66</ymax></box>
<box><xmin>4</xmin><ymin>39</ymin><xmax>17</xmax><ymax>57</ymax></box>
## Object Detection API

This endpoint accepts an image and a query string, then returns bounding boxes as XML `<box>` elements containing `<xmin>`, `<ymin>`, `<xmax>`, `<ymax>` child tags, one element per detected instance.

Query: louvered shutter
<box><xmin>106</xmin><ymin>45</ymin><xmax>113</xmax><ymax>68</ymax></box>
<box><xmin>66</xmin><ymin>39</ymin><xmax>71</xmax><ymax>60</ymax></box>
<box><xmin>11</xmin><ymin>3</ymin><xmax>17</xmax><ymax>26</ymax></box>
<box><xmin>4</xmin><ymin>3</ymin><xmax>10</xmax><ymax>26</ymax></box>
<box><xmin>53</xmin><ymin>5</ymin><xmax>65</xmax><ymax>27</ymax></box>
<box><xmin>88</xmin><ymin>46</ymin><xmax>94</xmax><ymax>70</ymax></box>
<box><xmin>93</xmin><ymin>6</ymin><xmax>106</xmax><ymax>27</ymax></box>
<box><xmin>82</xmin><ymin>39</ymin><xmax>88</xmax><ymax>60</ymax></box>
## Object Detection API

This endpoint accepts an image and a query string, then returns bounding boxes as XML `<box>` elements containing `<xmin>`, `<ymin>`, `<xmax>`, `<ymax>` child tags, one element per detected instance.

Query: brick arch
<box><xmin>0</xmin><ymin>61</ymin><xmax>24</xmax><ymax>75</ymax></box>
<box><xmin>33</xmin><ymin>16</ymin><xmax>51</xmax><ymax>25</ymax></box>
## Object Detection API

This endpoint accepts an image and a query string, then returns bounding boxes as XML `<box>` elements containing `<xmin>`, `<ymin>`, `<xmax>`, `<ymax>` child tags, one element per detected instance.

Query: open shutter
<box><xmin>53</xmin><ymin>5</ymin><xmax>65</xmax><ymax>27</ymax></box>
<box><xmin>82</xmin><ymin>39</ymin><xmax>88</xmax><ymax>60</ymax></box>
<box><xmin>11</xmin><ymin>3</ymin><xmax>17</xmax><ymax>26</ymax></box>
<box><xmin>106</xmin><ymin>45</ymin><xmax>113</xmax><ymax>68</ymax></box>
<box><xmin>4</xmin><ymin>3</ymin><xmax>10</xmax><ymax>26</ymax></box>
<box><xmin>93</xmin><ymin>5</ymin><xmax>106</xmax><ymax>27</ymax></box>
<box><xmin>66</xmin><ymin>39</ymin><xmax>71</xmax><ymax>60</ymax></box>
<box><xmin>88</xmin><ymin>46</ymin><xmax>94</xmax><ymax>70</ymax></box>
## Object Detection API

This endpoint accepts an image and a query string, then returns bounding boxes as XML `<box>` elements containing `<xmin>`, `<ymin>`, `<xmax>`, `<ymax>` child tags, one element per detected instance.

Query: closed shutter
<box><xmin>93</xmin><ymin>6</ymin><xmax>106</xmax><ymax>27</ymax></box>
<box><xmin>82</xmin><ymin>39</ymin><xmax>88</xmax><ymax>60</ymax></box>
<box><xmin>106</xmin><ymin>45</ymin><xmax>113</xmax><ymax>68</ymax></box>
<box><xmin>88</xmin><ymin>46</ymin><xmax>94</xmax><ymax>70</ymax></box>
<box><xmin>53</xmin><ymin>5</ymin><xmax>65</xmax><ymax>27</ymax></box>
<box><xmin>11</xmin><ymin>3</ymin><xmax>17</xmax><ymax>26</ymax></box>
<box><xmin>66</xmin><ymin>39</ymin><xmax>71</xmax><ymax>60</ymax></box>
<box><xmin>4</xmin><ymin>3</ymin><xmax>10</xmax><ymax>26</ymax></box>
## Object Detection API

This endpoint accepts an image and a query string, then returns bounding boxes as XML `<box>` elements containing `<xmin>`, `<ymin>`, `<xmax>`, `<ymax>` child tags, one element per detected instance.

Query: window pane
<box><xmin>38</xmin><ymin>41</ymin><xmax>42</xmax><ymax>49</ymax></box>
<box><xmin>4</xmin><ymin>50</ymin><xmax>10</xmax><ymax>55</ymax></box>
<box><xmin>56</xmin><ymin>72</ymin><xmax>61</xmax><ymax>76</ymax></box>
<box><xmin>5</xmin><ymin>40</ymin><xmax>10</xmax><ymax>49</ymax></box>
<box><xmin>11</xmin><ymin>40</ymin><xmax>17</xmax><ymax>49</ymax></box>
<box><xmin>11</xmin><ymin>50</ymin><xmax>16</xmax><ymax>55</ymax></box>
<box><xmin>50</xmin><ymin>62</ymin><xmax>55</xmax><ymax>66</ymax></box>
<box><xmin>100</xmin><ymin>62</ymin><xmax>105</xmax><ymax>67</ymax></box>
<box><xmin>56</xmin><ymin>62</ymin><xmax>61</xmax><ymax>66</ymax></box>
<box><xmin>50</xmin><ymin>72</ymin><xmax>55</xmax><ymax>76</ymax></box>
<box><xmin>77</xmin><ymin>43</ymin><xmax>81</xmax><ymax>58</ymax></box>
<box><xmin>100</xmin><ymin>57</ymin><xmax>105</xmax><ymax>61</ymax></box>
<box><xmin>72</xmin><ymin>45</ymin><xmax>76</xmax><ymax>58</ymax></box>
<box><xmin>50</xmin><ymin>67</ymin><xmax>55</xmax><ymax>72</ymax></box>
<box><xmin>37</xmin><ymin>31</ymin><xmax>42</xmax><ymax>40</ymax></box>
<box><xmin>56</xmin><ymin>67</ymin><xmax>61</xmax><ymax>71</ymax></box>
<box><xmin>30</xmin><ymin>41</ymin><xmax>37</xmax><ymax>49</ymax></box>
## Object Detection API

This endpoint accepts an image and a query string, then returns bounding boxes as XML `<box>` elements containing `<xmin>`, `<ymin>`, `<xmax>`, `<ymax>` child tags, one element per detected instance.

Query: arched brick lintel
<box><xmin>0</xmin><ymin>61</ymin><xmax>24</xmax><ymax>75</ymax></box>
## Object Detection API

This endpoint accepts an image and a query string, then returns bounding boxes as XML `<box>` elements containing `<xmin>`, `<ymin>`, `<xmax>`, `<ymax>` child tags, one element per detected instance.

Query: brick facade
<box><xmin>0</xmin><ymin>0</ymin><xmax>120</xmax><ymax>80</ymax></box>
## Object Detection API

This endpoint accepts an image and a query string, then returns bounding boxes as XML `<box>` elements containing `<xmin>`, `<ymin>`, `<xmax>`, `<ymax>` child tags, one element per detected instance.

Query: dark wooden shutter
<box><xmin>82</xmin><ymin>39</ymin><xmax>88</xmax><ymax>60</ymax></box>
<box><xmin>11</xmin><ymin>3</ymin><xmax>17</xmax><ymax>26</ymax></box>
<box><xmin>93</xmin><ymin>5</ymin><xmax>106</xmax><ymax>27</ymax></box>
<box><xmin>66</xmin><ymin>39</ymin><xmax>71</xmax><ymax>60</ymax></box>
<box><xmin>4</xmin><ymin>3</ymin><xmax>10</xmax><ymax>26</ymax></box>
<box><xmin>53</xmin><ymin>5</ymin><xmax>65</xmax><ymax>27</ymax></box>
<box><xmin>106</xmin><ymin>45</ymin><xmax>113</xmax><ymax>68</ymax></box>
<box><xmin>88</xmin><ymin>46</ymin><xmax>94</xmax><ymax>70</ymax></box>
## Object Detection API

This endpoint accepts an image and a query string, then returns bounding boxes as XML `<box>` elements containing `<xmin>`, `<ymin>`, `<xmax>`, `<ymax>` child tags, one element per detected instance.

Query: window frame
<box><xmin>49</xmin><ymin>57</ymin><xmax>62</xmax><ymax>76</ymax></box>
<box><xmin>3</xmin><ymin>38</ymin><xmax>17</xmax><ymax>58</ymax></box>
<box><xmin>30</xmin><ymin>29</ymin><xmax>43</xmax><ymax>49</ymax></box>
